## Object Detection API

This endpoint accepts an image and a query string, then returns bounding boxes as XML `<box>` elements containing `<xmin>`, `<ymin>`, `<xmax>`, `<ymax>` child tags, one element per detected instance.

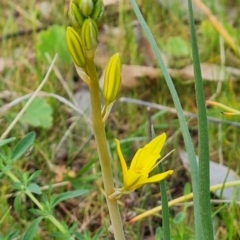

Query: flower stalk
<box><xmin>66</xmin><ymin>1</ymin><xmax>125</xmax><ymax>238</ymax></box>
<box><xmin>86</xmin><ymin>58</ymin><xmax>125</xmax><ymax>239</ymax></box>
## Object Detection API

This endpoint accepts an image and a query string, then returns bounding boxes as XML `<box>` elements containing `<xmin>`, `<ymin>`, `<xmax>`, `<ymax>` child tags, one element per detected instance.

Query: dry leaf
<box><xmin>121</xmin><ymin>65</ymin><xmax>161</xmax><ymax>88</ymax></box>
<box><xmin>179</xmin><ymin>150</ymin><xmax>240</xmax><ymax>201</ymax></box>
<box><xmin>170</xmin><ymin>63</ymin><xmax>240</xmax><ymax>81</ymax></box>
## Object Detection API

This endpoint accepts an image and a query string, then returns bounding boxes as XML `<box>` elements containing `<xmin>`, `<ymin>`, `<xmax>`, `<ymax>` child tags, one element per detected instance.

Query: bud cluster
<box><xmin>66</xmin><ymin>0</ymin><xmax>122</xmax><ymax>117</ymax></box>
<box><xmin>69</xmin><ymin>0</ymin><xmax>104</xmax><ymax>29</ymax></box>
<box><xmin>66</xmin><ymin>0</ymin><xmax>103</xmax><ymax>66</ymax></box>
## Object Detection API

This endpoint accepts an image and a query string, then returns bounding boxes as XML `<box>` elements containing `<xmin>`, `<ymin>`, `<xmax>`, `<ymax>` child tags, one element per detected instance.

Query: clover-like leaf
<box><xmin>19</xmin><ymin>98</ymin><xmax>53</xmax><ymax>129</ymax></box>
<box><xmin>36</xmin><ymin>25</ymin><xmax>71</xmax><ymax>64</ymax></box>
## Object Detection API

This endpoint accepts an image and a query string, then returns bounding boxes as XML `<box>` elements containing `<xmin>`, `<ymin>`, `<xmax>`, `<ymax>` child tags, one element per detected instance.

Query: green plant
<box><xmin>0</xmin><ymin>132</ymin><xmax>88</xmax><ymax>239</ymax></box>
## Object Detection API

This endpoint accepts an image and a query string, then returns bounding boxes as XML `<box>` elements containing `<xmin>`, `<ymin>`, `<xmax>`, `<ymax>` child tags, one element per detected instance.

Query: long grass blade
<box><xmin>129</xmin><ymin>1</ymin><xmax>202</xmax><ymax>238</ymax></box>
<box><xmin>188</xmin><ymin>0</ymin><xmax>213</xmax><ymax>239</ymax></box>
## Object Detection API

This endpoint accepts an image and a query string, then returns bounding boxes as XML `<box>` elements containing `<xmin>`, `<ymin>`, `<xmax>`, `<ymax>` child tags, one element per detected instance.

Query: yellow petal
<box><xmin>124</xmin><ymin>169</ymin><xmax>145</xmax><ymax>191</ymax></box>
<box><xmin>130</xmin><ymin>133</ymin><xmax>166</xmax><ymax>174</ymax></box>
<box><xmin>115</xmin><ymin>139</ymin><xmax>128</xmax><ymax>187</ymax></box>
<box><xmin>144</xmin><ymin>170</ymin><xmax>173</xmax><ymax>184</ymax></box>
<box><xmin>124</xmin><ymin>170</ymin><xmax>172</xmax><ymax>191</ymax></box>
<box><xmin>145</xmin><ymin>133</ymin><xmax>166</xmax><ymax>155</ymax></box>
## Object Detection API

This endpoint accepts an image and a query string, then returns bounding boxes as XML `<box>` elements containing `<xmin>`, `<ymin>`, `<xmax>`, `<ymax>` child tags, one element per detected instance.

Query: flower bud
<box><xmin>91</xmin><ymin>0</ymin><xmax>104</xmax><ymax>23</ymax></box>
<box><xmin>103</xmin><ymin>53</ymin><xmax>122</xmax><ymax>104</ymax></box>
<box><xmin>81</xmin><ymin>19</ymin><xmax>98</xmax><ymax>59</ymax></box>
<box><xmin>79</xmin><ymin>0</ymin><xmax>94</xmax><ymax>17</ymax></box>
<box><xmin>66</xmin><ymin>27</ymin><xmax>86</xmax><ymax>68</ymax></box>
<box><xmin>68</xmin><ymin>2</ymin><xmax>84</xmax><ymax>29</ymax></box>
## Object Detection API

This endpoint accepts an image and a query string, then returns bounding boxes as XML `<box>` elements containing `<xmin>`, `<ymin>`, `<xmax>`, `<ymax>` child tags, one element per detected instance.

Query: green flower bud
<box><xmin>91</xmin><ymin>0</ymin><xmax>104</xmax><ymax>23</ymax></box>
<box><xmin>68</xmin><ymin>2</ymin><xmax>84</xmax><ymax>28</ymax></box>
<box><xmin>81</xmin><ymin>19</ymin><xmax>98</xmax><ymax>59</ymax></box>
<box><xmin>66</xmin><ymin>27</ymin><xmax>86</xmax><ymax>68</ymax></box>
<box><xmin>103</xmin><ymin>53</ymin><xmax>122</xmax><ymax>104</ymax></box>
<box><xmin>79</xmin><ymin>0</ymin><xmax>94</xmax><ymax>17</ymax></box>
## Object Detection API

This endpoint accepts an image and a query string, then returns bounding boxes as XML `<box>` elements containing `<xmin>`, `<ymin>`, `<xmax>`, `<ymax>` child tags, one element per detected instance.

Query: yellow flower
<box><xmin>109</xmin><ymin>133</ymin><xmax>173</xmax><ymax>199</ymax></box>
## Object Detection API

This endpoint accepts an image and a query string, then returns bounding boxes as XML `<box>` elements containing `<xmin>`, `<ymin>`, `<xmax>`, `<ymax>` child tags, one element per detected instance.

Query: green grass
<box><xmin>0</xmin><ymin>0</ymin><xmax>240</xmax><ymax>239</ymax></box>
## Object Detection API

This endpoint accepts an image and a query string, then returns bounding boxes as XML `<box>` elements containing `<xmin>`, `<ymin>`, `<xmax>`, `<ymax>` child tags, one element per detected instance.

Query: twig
<box><xmin>120</xmin><ymin>97</ymin><xmax>240</xmax><ymax>127</ymax></box>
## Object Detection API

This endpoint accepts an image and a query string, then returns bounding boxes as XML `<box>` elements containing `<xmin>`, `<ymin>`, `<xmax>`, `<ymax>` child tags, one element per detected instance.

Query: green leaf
<box><xmin>0</xmin><ymin>165</ymin><xmax>12</xmax><ymax>176</ymax></box>
<box><xmin>92</xmin><ymin>228</ymin><xmax>105</xmax><ymax>240</ymax></box>
<box><xmin>155</xmin><ymin>227</ymin><xmax>163</xmax><ymax>240</ymax></box>
<box><xmin>52</xmin><ymin>189</ymin><xmax>88</xmax><ymax>207</ymax></box>
<box><xmin>22</xmin><ymin>217</ymin><xmax>43</xmax><ymax>240</ymax></box>
<box><xmin>28</xmin><ymin>170</ymin><xmax>42</xmax><ymax>182</ymax></box>
<box><xmin>19</xmin><ymin>98</ymin><xmax>53</xmax><ymax>129</ymax></box>
<box><xmin>11</xmin><ymin>132</ymin><xmax>36</xmax><ymax>162</ymax></box>
<box><xmin>29</xmin><ymin>208</ymin><xmax>44</xmax><ymax>216</ymax></box>
<box><xmin>12</xmin><ymin>182</ymin><xmax>24</xmax><ymax>191</ymax></box>
<box><xmin>0</xmin><ymin>230</ymin><xmax>19</xmax><ymax>240</ymax></box>
<box><xmin>14</xmin><ymin>194</ymin><xmax>22</xmax><ymax>212</ymax></box>
<box><xmin>0</xmin><ymin>137</ymin><xmax>16</xmax><ymax>148</ymax></box>
<box><xmin>36</xmin><ymin>25</ymin><xmax>71</xmax><ymax>64</ymax></box>
<box><xmin>27</xmin><ymin>183</ymin><xmax>42</xmax><ymax>195</ymax></box>
<box><xmin>74</xmin><ymin>232</ymin><xmax>85</xmax><ymax>240</ymax></box>
<box><xmin>173</xmin><ymin>211</ymin><xmax>186</xmax><ymax>224</ymax></box>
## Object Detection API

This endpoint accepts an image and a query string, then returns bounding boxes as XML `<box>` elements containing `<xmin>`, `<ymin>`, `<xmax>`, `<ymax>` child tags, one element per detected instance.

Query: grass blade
<box><xmin>188</xmin><ymin>0</ymin><xmax>213</xmax><ymax>239</ymax></box>
<box><xmin>152</xmin><ymin>127</ymin><xmax>171</xmax><ymax>239</ymax></box>
<box><xmin>129</xmin><ymin>0</ymin><xmax>202</xmax><ymax>238</ymax></box>
<box><xmin>158</xmin><ymin>163</ymin><xmax>170</xmax><ymax>240</ymax></box>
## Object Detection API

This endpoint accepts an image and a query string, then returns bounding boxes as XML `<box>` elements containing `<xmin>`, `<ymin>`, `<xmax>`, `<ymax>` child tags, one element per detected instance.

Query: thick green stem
<box><xmin>86</xmin><ymin>59</ymin><xmax>125</xmax><ymax>240</ymax></box>
<box><xmin>6</xmin><ymin>171</ymin><xmax>67</xmax><ymax>234</ymax></box>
